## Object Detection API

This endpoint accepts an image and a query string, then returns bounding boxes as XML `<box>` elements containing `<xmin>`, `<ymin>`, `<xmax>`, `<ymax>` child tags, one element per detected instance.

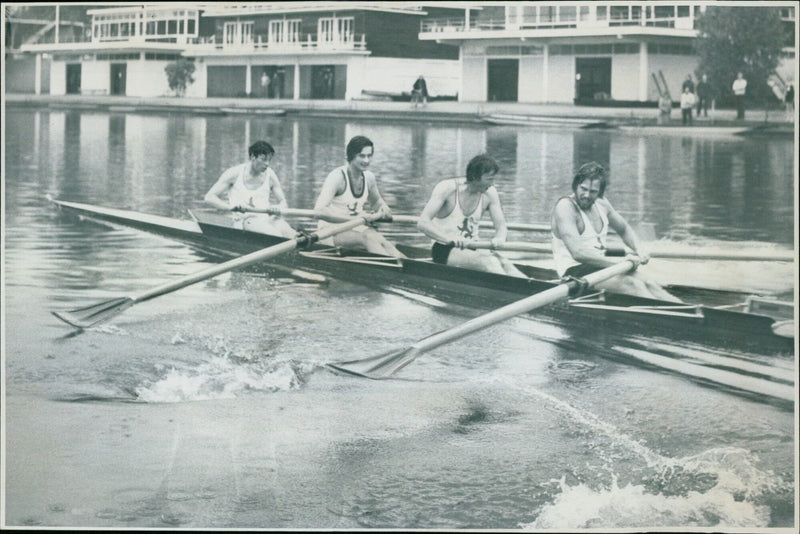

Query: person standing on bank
<box><xmin>785</xmin><ymin>79</ymin><xmax>794</xmax><ymax>123</ymax></box>
<box><xmin>695</xmin><ymin>74</ymin><xmax>711</xmax><ymax>118</ymax></box>
<box><xmin>204</xmin><ymin>140</ymin><xmax>296</xmax><ymax>237</ymax></box>
<box><xmin>412</xmin><ymin>74</ymin><xmax>429</xmax><ymax>108</ymax></box>
<box><xmin>417</xmin><ymin>154</ymin><xmax>525</xmax><ymax>277</ymax></box>
<box><xmin>551</xmin><ymin>162</ymin><xmax>681</xmax><ymax>302</ymax></box>
<box><xmin>681</xmin><ymin>73</ymin><xmax>695</xmax><ymax>94</ymax></box>
<box><xmin>680</xmin><ymin>86</ymin><xmax>696</xmax><ymax>125</ymax></box>
<box><xmin>732</xmin><ymin>71</ymin><xmax>747</xmax><ymax>120</ymax></box>
<box><xmin>314</xmin><ymin>135</ymin><xmax>405</xmax><ymax>257</ymax></box>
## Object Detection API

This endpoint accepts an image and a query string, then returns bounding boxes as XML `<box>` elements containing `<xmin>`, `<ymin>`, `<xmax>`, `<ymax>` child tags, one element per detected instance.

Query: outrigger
<box><xmin>49</xmin><ymin>199</ymin><xmax>795</xmax><ymax>360</ymax></box>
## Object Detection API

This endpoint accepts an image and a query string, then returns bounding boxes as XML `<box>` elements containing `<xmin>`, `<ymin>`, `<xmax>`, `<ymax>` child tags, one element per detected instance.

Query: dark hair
<box><xmin>249</xmin><ymin>140</ymin><xmax>275</xmax><ymax>159</ymax></box>
<box><xmin>346</xmin><ymin>136</ymin><xmax>374</xmax><ymax>162</ymax></box>
<box><xmin>465</xmin><ymin>154</ymin><xmax>499</xmax><ymax>182</ymax></box>
<box><xmin>571</xmin><ymin>162</ymin><xmax>609</xmax><ymax>197</ymax></box>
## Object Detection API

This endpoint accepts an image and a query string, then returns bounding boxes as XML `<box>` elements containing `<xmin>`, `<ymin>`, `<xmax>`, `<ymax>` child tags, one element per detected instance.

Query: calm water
<box><xmin>2</xmin><ymin>107</ymin><xmax>796</xmax><ymax>529</ymax></box>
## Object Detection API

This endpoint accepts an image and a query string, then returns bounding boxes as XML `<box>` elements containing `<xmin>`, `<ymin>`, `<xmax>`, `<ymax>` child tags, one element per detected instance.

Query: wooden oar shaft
<box><xmin>262</xmin><ymin>208</ymin><xmax>551</xmax><ymax>232</ymax></box>
<box><xmin>409</xmin><ymin>260</ymin><xmax>636</xmax><ymax>356</ymax></box>
<box><xmin>133</xmin><ymin>217</ymin><xmax>365</xmax><ymax>303</ymax></box>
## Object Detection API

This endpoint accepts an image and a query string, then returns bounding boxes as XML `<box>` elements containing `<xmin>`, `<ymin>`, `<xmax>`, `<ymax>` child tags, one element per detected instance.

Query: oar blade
<box><xmin>52</xmin><ymin>296</ymin><xmax>134</xmax><ymax>328</ymax></box>
<box><xmin>326</xmin><ymin>346</ymin><xmax>419</xmax><ymax>379</ymax></box>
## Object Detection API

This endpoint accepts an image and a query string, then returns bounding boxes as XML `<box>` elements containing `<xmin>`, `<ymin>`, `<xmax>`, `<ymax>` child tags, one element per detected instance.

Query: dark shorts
<box><xmin>431</xmin><ymin>242</ymin><xmax>455</xmax><ymax>264</ymax></box>
<box><xmin>563</xmin><ymin>263</ymin><xmax>603</xmax><ymax>278</ymax></box>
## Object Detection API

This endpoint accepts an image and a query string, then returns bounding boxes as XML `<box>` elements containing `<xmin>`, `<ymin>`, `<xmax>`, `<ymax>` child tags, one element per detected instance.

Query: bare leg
<box><xmin>596</xmin><ymin>273</ymin><xmax>682</xmax><ymax>302</ymax></box>
<box><xmin>446</xmin><ymin>249</ymin><xmax>526</xmax><ymax>277</ymax></box>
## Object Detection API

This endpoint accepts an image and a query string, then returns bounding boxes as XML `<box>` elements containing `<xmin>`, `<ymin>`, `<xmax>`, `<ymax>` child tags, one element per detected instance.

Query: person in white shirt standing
<box><xmin>732</xmin><ymin>72</ymin><xmax>748</xmax><ymax>120</ymax></box>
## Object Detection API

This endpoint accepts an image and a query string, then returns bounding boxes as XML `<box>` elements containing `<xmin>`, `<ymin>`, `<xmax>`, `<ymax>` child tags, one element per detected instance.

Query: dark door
<box><xmin>66</xmin><ymin>63</ymin><xmax>81</xmax><ymax>94</ymax></box>
<box><xmin>110</xmin><ymin>63</ymin><xmax>127</xmax><ymax>95</ymax></box>
<box><xmin>575</xmin><ymin>57</ymin><xmax>611</xmax><ymax>100</ymax></box>
<box><xmin>487</xmin><ymin>59</ymin><xmax>518</xmax><ymax>102</ymax></box>
<box><xmin>312</xmin><ymin>66</ymin><xmax>335</xmax><ymax>99</ymax></box>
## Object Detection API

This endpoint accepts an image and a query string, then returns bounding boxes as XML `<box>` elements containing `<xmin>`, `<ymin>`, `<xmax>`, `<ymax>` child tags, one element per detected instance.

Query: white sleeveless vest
<box><xmin>552</xmin><ymin>196</ymin><xmax>608</xmax><ymax>276</ymax></box>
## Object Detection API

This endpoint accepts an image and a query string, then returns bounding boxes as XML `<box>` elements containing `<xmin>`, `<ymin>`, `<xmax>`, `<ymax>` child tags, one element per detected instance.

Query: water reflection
<box><xmin>4</xmin><ymin>108</ymin><xmax>795</xmax><ymax>245</ymax></box>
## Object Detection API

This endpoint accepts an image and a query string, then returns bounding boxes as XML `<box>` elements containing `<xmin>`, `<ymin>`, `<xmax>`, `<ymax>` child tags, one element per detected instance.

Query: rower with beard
<box><xmin>417</xmin><ymin>154</ymin><xmax>525</xmax><ymax>277</ymax></box>
<box><xmin>314</xmin><ymin>135</ymin><xmax>405</xmax><ymax>257</ymax></box>
<box><xmin>551</xmin><ymin>161</ymin><xmax>681</xmax><ymax>302</ymax></box>
<box><xmin>204</xmin><ymin>140</ymin><xmax>296</xmax><ymax>238</ymax></box>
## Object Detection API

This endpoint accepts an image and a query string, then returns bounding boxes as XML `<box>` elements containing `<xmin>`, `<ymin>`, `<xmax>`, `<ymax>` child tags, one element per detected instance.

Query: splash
<box><xmin>135</xmin><ymin>355</ymin><xmax>309</xmax><ymax>403</ymax></box>
<box><xmin>524</xmin><ymin>467</ymin><xmax>772</xmax><ymax>529</ymax></box>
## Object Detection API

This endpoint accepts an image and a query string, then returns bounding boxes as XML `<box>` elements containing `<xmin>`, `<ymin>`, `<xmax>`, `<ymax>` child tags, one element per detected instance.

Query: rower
<box><xmin>204</xmin><ymin>140</ymin><xmax>296</xmax><ymax>238</ymax></box>
<box><xmin>313</xmin><ymin>135</ymin><xmax>405</xmax><ymax>257</ymax></box>
<box><xmin>551</xmin><ymin>161</ymin><xmax>681</xmax><ymax>302</ymax></box>
<box><xmin>417</xmin><ymin>154</ymin><xmax>525</xmax><ymax>277</ymax></box>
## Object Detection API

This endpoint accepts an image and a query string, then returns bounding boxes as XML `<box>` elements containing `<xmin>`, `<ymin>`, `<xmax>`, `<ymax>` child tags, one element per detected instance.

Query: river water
<box><xmin>2</xmin><ymin>107</ymin><xmax>796</xmax><ymax>529</ymax></box>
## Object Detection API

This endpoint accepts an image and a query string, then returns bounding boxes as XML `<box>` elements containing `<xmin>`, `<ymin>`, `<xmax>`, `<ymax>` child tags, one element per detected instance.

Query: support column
<box><xmin>245</xmin><ymin>60</ymin><xmax>252</xmax><ymax>96</ymax></box>
<box><xmin>293</xmin><ymin>62</ymin><xmax>300</xmax><ymax>100</ymax></box>
<box><xmin>35</xmin><ymin>53</ymin><xmax>42</xmax><ymax>95</ymax></box>
<box><xmin>639</xmin><ymin>41</ymin><xmax>648</xmax><ymax>101</ymax></box>
<box><xmin>542</xmin><ymin>44</ymin><xmax>549</xmax><ymax>103</ymax></box>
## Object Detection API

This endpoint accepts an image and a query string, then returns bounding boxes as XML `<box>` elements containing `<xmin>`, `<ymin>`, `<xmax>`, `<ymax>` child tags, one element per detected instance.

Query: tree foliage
<box><xmin>694</xmin><ymin>6</ymin><xmax>787</xmax><ymax>107</ymax></box>
<box><xmin>164</xmin><ymin>59</ymin><xmax>196</xmax><ymax>97</ymax></box>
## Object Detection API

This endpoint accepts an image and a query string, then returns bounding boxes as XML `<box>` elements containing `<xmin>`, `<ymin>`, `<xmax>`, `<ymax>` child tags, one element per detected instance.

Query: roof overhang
<box><xmin>200</xmin><ymin>2</ymin><xmax>427</xmax><ymax>17</ymax></box>
<box><xmin>19</xmin><ymin>41</ymin><xmax>187</xmax><ymax>55</ymax></box>
<box><xmin>421</xmin><ymin>25</ymin><xmax>698</xmax><ymax>46</ymax></box>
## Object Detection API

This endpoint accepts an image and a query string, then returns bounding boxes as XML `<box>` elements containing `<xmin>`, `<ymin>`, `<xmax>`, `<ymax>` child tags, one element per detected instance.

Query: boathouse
<box><xmin>418</xmin><ymin>2</ymin><xmax>796</xmax><ymax>104</ymax></box>
<box><xmin>15</xmin><ymin>3</ymin><xmax>461</xmax><ymax>100</ymax></box>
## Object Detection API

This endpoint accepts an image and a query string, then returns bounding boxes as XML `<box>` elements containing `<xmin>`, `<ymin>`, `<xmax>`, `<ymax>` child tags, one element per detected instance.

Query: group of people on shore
<box><xmin>678</xmin><ymin>73</ymin><xmax>713</xmax><ymax>125</ymax></box>
<box><xmin>678</xmin><ymin>71</ymin><xmax>795</xmax><ymax>123</ymax></box>
<box><xmin>205</xmin><ymin>137</ymin><xmax>680</xmax><ymax>302</ymax></box>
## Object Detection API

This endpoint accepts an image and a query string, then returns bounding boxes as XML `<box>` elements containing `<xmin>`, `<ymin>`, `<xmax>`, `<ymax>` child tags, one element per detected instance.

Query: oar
<box><xmin>326</xmin><ymin>260</ymin><xmax>637</xmax><ymax>379</ymax></box>
<box><xmin>260</xmin><ymin>207</ymin><xmax>551</xmax><ymax>232</ymax></box>
<box><xmin>261</xmin><ymin>208</ymin><xmax>793</xmax><ymax>261</ymax></box>
<box><xmin>52</xmin><ymin>217</ymin><xmax>368</xmax><ymax>329</ymax></box>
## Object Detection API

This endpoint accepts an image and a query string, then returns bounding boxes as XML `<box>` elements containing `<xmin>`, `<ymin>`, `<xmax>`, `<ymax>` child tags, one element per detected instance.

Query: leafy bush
<box><xmin>164</xmin><ymin>59</ymin><xmax>196</xmax><ymax>96</ymax></box>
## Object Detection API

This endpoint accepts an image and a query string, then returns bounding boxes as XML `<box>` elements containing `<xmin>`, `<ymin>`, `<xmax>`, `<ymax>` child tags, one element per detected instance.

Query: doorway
<box><xmin>110</xmin><ymin>63</ymin><xmax>127</xmax><ymax>95</ymax></box>
<box><xmin>487</xmin><ymin>59</ymin><xmax>518</xmax><ymax>102</ymax></box>
<box><xmin>575</xmin><ymin>57</ymin><xmax>611</xmax><ymax>101</ymax></box>
<box><xmin>66</xmin><ymin>63</ymin><xmax>81</xmax><ymax>94</ymax></box>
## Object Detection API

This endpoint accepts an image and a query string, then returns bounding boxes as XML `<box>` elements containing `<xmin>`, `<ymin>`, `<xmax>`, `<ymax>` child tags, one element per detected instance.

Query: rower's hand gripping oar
<box><xmin>327</xmin><ymin>259</ymin><xmax>638</xmax><ymax>379</ymax></box>
<box><xmin>52</xmin><ymin>216</ymin><xmax>369</xmax><ymax>329</ymax></box>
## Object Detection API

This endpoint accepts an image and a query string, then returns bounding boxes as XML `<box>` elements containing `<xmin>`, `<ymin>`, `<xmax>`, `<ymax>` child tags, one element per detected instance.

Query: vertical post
<box><xmin>245</xmin><ymin>60</ymin><xmax>252</xmax><ymax>96</ymax></box>
<box><xmin>55</xmin><ymin>4</ymin><xmax>60</xmax><ymax>44</ymax></box>
<box><xmin>293</xmin><ymin>63</ymin><xmax>300</xmax><ymax>100</ymax></box>
<box><xmin>35</xmin><ymin>53</ymin><xmax>42</xmax><ymax>95</ymax></box>
<box><xmin>639</xmin><ymin>41</ymin><xmax>648</xmax><ymax>101</ymax></box>
<box><xmin>542</xmin><ymin>43</ymin><xmax>549</xmax><ymax>103</ymax></box>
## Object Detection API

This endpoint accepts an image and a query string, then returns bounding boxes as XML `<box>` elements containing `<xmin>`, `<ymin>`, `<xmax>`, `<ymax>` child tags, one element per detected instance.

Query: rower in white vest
<box><xmin>417</xmin><ymin>154</ymin><xmax>525</xmax><ymax>277</ymax></box>
<box><xmin>314</xmin><ymin>135</ymin><xmax>405</xmax><ymax>257</ymax></box>
<box><xmin>204</xmin><ymin>140</ymin><xmax>297</xmax><ymax>238</ymax></box>
<box><xmin>551</xmin><ymin>161</ymin><xmax>681</xmax><ymax>302</ymax></box>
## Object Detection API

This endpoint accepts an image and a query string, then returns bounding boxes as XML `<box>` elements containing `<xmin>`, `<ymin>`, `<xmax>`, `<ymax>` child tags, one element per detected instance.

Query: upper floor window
<box><xmin>318</xmin><ymin>16</ymin><xmax>354</xmax><ymax>44</ymax></box>
<box><xmin>269</xmin><ymin>19</ymin><xmax>302</xmax><ymax>44</ymax></box>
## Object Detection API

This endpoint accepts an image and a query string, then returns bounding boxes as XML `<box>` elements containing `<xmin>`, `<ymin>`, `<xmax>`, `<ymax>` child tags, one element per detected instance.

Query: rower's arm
<box><xmin>269</xmin><ymin>172</ymin><xmax>289</xmax><ymax>210</ymax></box>
<box><xmin>366</xmin><ymin>174</ymin><xmax>391</xmax><ymax>219</ymax></box>
<box><xmin>204</xmin><ymin>167</ymin><xmax>238</xmax><ymax>211</ymax></box>
<box><xmin>313</xmin><ymin>170</ymin><xmax>351</xmax><ymax>222</ymax></box>
<box><xmin>484</xmin><ymin>187</ymin><xmax>508</xmax><ymax>246</ymax></box>
<box><xmin>418</xmin><ymin>181</ymin><xmax>462</xmax><ymax>245</ymax></box>
<box><xmin>552</xmin><ymin>198</ymin><xmax>616</xmax><ymax>268</ymax></box>
<box><xmin>605</xmin><ymin>200</ymin><xmax>650</xmax><ymax>263</ymax></box>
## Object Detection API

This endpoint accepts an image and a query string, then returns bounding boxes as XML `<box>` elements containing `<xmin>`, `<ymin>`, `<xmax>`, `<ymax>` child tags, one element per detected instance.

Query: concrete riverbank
<box><xmin>5</xmin><ymin>93</ymin><xmax>794</xmax><ymax>134</ymax></box>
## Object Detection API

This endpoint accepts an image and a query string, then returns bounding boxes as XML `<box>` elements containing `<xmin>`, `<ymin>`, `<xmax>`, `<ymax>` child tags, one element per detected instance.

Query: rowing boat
<box><xmin>50</xmin><ymin>199</ymin><xmax>795</xmax><ymax>356</ymax></box>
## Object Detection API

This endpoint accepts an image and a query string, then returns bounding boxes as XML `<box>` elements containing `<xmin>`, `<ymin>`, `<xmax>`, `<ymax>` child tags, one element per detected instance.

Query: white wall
<box><xmin>81</xmin><ymin>61</ymin><xmax>109</xmax><ymax>94</ymax></box>
<box><xmin>648</xmin><ymin>54</ymin><xmax>699</xmax><ymax>100</ymax></box>
<box><xmin>611</xmin><ymin>54</ymin><xmax>641</xmax><ymax>101</ymax></box>
<box><xmin>460</xmin><ymin>56</ymin><xmax>485</xmax><ymax>102</ymax></box>
<box><xmin>518</xmin><ymin>56</ymin><xmax>544</xmax><ymax>103</ymax></box>
<box><xmin>547</xmin><ymin>55</ymin><xmax>575</xmax><ymax>103</ymax></box>
<box><xmin>50</xmin><ymin>61</ymin><xmax>66</xmax><ymax>95</ymax></box>
<box><xmin>355</xmin><ymin>57</ymin><xmax>460</xmax><ymax>98</ymax></box>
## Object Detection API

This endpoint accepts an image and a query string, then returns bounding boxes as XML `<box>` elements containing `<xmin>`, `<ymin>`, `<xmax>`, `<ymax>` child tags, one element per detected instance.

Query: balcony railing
<box><xmin>421</xmin><ymin>11</ymin><xmax>696</xmax><ymax>34</ymax></box>
<box><xmin>186</xmin><ymin>32</ymin><xmax>367</xmax><ymax>52</ymax></box>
